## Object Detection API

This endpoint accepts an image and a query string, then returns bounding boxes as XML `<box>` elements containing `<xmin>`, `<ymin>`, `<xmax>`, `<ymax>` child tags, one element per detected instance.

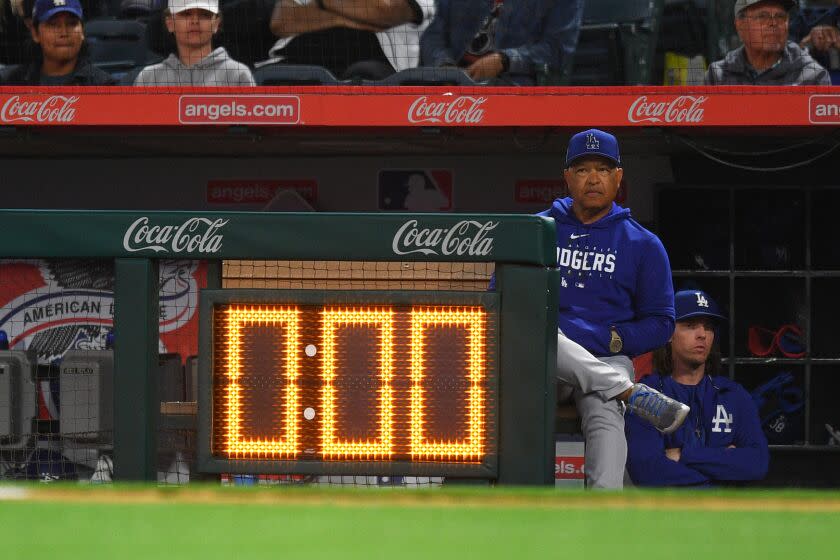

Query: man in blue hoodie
<box><xmin>549</xmin><ymin>129</ymin><xmax>688</xmax><ymax>489</ymax></box>
<box><xmin>626</xmin><ymin>290</ymin><xmax>769</xmax><ymax>487</ymax></box>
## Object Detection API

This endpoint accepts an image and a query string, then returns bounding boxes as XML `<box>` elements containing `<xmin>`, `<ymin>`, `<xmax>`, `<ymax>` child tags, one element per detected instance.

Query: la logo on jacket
<box><xmin>712</xmin><ymin>404</ymin><xmax>733</xmax><ymax>433</ymax></box>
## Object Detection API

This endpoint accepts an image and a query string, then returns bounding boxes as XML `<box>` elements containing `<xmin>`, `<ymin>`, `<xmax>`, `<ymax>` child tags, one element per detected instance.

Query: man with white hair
<box><xmin>135</xmin><ymin>0</ymin><xmax>255</xmax><ymax>85</ymax></box>
<box><xmin>706</xmin><ymin>0</ymin><xmax>830</xmax><ymax>85</ymax></box>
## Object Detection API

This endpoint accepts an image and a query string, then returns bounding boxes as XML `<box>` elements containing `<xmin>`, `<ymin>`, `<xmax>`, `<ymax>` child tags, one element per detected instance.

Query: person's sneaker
<box><xmin>626</xmin><ymin>383</ymin><xmax>690</xmax><ymax>434</ymax></box>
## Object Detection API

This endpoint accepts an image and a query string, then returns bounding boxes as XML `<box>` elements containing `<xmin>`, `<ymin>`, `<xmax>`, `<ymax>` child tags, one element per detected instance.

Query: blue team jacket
<box><xmin>626</xmin><ymin>373</ymin><xmax>769</xmax><ymax>487</ymax></box>
<box><xmin>541</xmin><ymin>198</ymin><xmax>674</xmax><ymax>357</ymax></box>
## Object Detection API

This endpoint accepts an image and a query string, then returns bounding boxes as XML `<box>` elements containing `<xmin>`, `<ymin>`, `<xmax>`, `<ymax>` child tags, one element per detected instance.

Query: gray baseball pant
<box><xmin>555</xmin><ymin>330</ymin><xmax>635</xmax><ymax>489</ymax></box>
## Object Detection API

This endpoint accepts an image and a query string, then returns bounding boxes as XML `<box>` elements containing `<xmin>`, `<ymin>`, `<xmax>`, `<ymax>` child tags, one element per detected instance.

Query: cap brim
<box><xmin>677</xmin><ymin>311</ymin><xmax>726</xmax><ymax>322</ymax></box>
<box><xmin>170</xmin><ymin>3</ymin><xmax>219</xmax><ymax>14</ymax></box>
<box><xmin>565</xmin><ymin>153</ymin><xmax>621</xmax><ymax>168</ymax></box>
<box><xmin>737</xmin><ymin>0</ymin><xmax>795</xmax><ymax>16</ymax></box>
<box><xmin>37</xmin><ymin>6</ymin><xmax>83</xmax><ymax>22</ymax></box>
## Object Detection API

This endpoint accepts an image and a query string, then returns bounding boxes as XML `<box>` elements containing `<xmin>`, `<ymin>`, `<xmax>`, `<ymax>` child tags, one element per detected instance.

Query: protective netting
<box><xmin>0</xmin><ymin>258</ymin><xmax>205</xmax><ymax>485</ymax></box>
<box><xmin>223</xmin><ymin>260</ymin><xmax>494</xmax><ymax>291</ymax></box>
<box><xmin>1</xmin><ymin>0</ymin><xmax>836</xmax><ymax>88</ymax></box>
<box><xmin>0</xmin><ymin>258</ymin><xmax>492</xmax><ymax>486</ymax></box>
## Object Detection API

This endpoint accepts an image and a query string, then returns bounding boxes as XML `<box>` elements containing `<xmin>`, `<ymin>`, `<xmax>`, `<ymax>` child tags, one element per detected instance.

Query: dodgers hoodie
<box><xmin>626</xmin><ymin>373</ymin><xmax>769</xmax><ymax>487</ymax></box>
<box><xmin>542</xmin><ymin>197</ymin><xmax>674</xmax><ymax>357</ymax></box>
<box><xmin>134</xmin><ymin>47</ymin><xmax>255</xmax><ymax>86</ymax></box>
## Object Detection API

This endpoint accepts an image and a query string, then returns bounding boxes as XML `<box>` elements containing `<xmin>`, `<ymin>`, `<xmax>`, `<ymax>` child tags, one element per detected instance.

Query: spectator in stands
<box><xmin>626</xmin><ymin>290</ymin><xmax>769</xmax><ymax>487</ymax></box>
<box><xmin>134</xmin><ymin>0</ymin><xmax>255</xmax><ymax>86</ymax></box>
<box><xmin>8</xmin><ymin>0</ymin><xmax>34</xmax><ymax>29</ymax></box>
<box><xmin>0</xmin><ymin>1</ymin><xmax>32</xmax><ymax>65</ymax></box>
<box><xmin>706</xmin><ymin>0</ymin><xmax>830</xmax><ymax>85</ymax></box>
<box><xmin>0</xmin><ymin>0</ymin><xmax>115</xmax><ymax>85</ymax></box>
<box><xmin>267</xmin><ymin>0</ymin><xmax>434</xmax><ymax>80</ymax></box>
<box><xmin>419</xmin><ymin>0</ymin><xmax>582</xmax><ymax>85</ymax></box>
<box><xmin>790</xmin><ymin>0</ymin><xmax>840</xmax><ymax>81</ymax></box>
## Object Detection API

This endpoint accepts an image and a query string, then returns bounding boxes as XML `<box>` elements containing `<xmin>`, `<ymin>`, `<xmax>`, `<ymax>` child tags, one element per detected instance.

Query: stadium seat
<box><xmin>570</xmin><ymin>0</ymin><xmax>664</xmax><ymax>85</ymax></box>
<box><xmin>84</xmin><ymin>18</ymin><xmax>161</xmax><ymax>79</ymax></box>
<box><xmin>217</xmin><ymin>0</ymin><xmax>277</xmax><ymax>68</ymax></box>
<box><xmin>570</xmin><ymin>23</ymin><xmax>624</xmax><ymax>86</ymax></box>
<box><xmin>253</xmin><ymin>63</ymin><xmax>344</xmax><ymax>86</ymax></box>
<box><xmin>117</xmin><ymin>66</ymin><xmax>143</xmax><ymax>85</ymax></box>
<box><xmin>375</xmin><ymin>67</ymin><xmax>477</xmax><ymax>87</ymax></box>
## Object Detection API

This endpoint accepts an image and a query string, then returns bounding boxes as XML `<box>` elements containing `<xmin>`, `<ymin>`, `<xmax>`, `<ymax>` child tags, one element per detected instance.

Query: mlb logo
<box><xmin>378</xmin><ymin>170</ymin><xmax>453</xmax><ymax>211</ymax></box>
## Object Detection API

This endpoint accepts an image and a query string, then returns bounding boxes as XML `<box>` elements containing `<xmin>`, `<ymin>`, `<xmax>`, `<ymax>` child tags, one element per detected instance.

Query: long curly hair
<box><xmin>652</xmin><ymin>336</ymin><xmax>722</xmax><ymax>377</ymax></box>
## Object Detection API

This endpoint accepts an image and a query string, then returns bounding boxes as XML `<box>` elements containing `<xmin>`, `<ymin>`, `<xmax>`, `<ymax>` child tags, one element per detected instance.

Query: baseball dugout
<box><xmin>0</xmin><ymin>210</ymin><xmax>558</xmax><ymax>486</ymax></box>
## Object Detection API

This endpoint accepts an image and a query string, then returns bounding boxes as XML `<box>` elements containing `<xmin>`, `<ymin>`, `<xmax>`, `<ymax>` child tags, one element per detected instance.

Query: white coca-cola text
<box><xmin>1</xmin><ymin>95</ymin><xmax>79</xmax><ymax>123</ymax></box>
<box><xmin>408</xmin><ymin>96</ymin><xmax>487</xmax><ymax>124</ymax></box>
<box><xmin>123</xmin><ymin>217</ymin><xmax>228</xmax><ymax>254</ymax></box>
<box><xmin>392</xmin><ymin>219</ymin><xmax>497</xmax><ymax>257</ymax></box>
<box><xmin>627</xmin><ymin>95</ymin><xmax>707</xmax><ymax>124</ymax></box>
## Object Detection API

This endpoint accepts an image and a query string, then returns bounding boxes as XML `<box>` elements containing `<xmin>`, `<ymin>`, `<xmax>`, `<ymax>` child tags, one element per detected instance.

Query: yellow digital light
<box><xmin>410</xmin><ymin>306</ymin><xmax>486</xmax><ymax>461</ymax></box>
<box><xmin>320</xmin><ymin>307</ymin><xmax>395</xmax><ymax>460</ymax></box>
<box><xmin>211</xmin><ymin>301</ymin><xmax>492</xmax><ymax>467</ymax></box>
<box><xmin>222</xmin><ymin>305</ymin><xmax>301</xmax><ymax>458</ymax></box>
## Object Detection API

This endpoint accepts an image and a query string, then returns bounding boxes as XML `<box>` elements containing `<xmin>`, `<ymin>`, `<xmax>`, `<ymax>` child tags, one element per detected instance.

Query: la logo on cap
<box><xmin>695</xmin><ymin>292</ymin><xmax>709</xmax><ymax>308</ymax></box>
<box><xmin>54</xmin><ymin>0</ymin><xmax>66</xmax><ymax>5</ymax></box>
<box><xmin>586</xmin><ymin>133</ymin><xmax>599</xmax><ymax>150</ymax></box>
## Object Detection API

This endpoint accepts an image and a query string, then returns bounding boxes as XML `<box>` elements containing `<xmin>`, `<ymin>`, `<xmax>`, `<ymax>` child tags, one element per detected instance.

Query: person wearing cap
<box><xmin>625</xmin><ymin>290</ymin><xmax>769</xmax><ymax>487</ymax></box>
<box><xmin>539</xmin><ymin>128</ymin><xmax>687</xmax><ymax>489</ymax></box>
<box><xmin>790</xmin><ymin>0</ymin><xmax>840</xmax><ymax>83</ymax></box>
<box><xmin>0</xmin><ymin>0</ymin><xmax>115</xmax><ymax>85</ymax></box>
<box><xmin>705</xmin><ymin>0</ymin><xmax>830</xmax><ymax>85</ymax></box>
<box><xmin>134</xmin><ymin>0</ymin><xmax>255</xmax><ymax>86</ymax></box>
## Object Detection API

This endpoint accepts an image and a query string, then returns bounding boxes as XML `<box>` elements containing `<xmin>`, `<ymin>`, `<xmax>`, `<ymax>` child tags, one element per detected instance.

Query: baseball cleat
<box><xmin>627</xmin><ymin>383</ymin><xmax>690</xmax><ymax>434</ymax></box>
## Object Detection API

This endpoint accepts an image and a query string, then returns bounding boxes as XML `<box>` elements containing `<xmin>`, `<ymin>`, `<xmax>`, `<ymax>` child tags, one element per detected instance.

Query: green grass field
<box><xmin>1</xmin><ymin>485</ymin><xmax>838</xmax><ymax>560</ymax></box>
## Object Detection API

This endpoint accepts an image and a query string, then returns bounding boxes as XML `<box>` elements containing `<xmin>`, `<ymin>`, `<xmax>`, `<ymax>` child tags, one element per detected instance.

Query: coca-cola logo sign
<box><xmin>1</xmin><ymin>95</ymin><xmax>79</xmax><ymax>123</ymax></box>
<box><xmin>123</xmin><ymin>217</ymin><xmax>228</xmax><ymax>254</ymax></box>
<box><xmin>392</xmin><ymin>219</ymin><xmax>497</xmax><ymax>257</ymax></box>
<box><xmin>408</xmin><ymin>96</ymin><xmax>487</xmax><ymax>124</ymax></box>
<box><xmin>627</xmin><ymin>95</ymin><xmax>707</xmax><ymax>124</ymax></box>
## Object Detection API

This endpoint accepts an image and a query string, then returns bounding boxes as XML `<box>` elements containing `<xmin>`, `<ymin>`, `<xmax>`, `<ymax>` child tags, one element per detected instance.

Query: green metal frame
<box><xmin>0</xmin><ymin>210</ymin><xmax>557</xmax><ymax>484</ymax></box>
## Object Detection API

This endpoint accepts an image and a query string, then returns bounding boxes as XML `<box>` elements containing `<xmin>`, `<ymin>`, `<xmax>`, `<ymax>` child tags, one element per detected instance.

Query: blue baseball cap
<box><xmin>675</xmin><ymin>290</ymin><xmax>726</xmax><ymax>322</ymax></box>
<box><xmin>32</xmin><ymin>0</ymin><xmax>83</xmax><ymax>23</ymax></box>
<box><xmin>564</xmin><ymin>129</ymin><xmax>621</xmax><ymax>168</ymax></box>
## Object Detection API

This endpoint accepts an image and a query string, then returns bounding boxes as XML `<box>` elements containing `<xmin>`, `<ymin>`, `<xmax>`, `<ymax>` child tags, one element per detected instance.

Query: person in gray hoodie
<box><xmin>706</xmin><ymin>0</ymin><xmax>830</xmax><ymax>85</ymax></box>
<box><xmin>134</xmin><ymin>0</ymin><xmax>255</xmax><ymax>86</ymax></box>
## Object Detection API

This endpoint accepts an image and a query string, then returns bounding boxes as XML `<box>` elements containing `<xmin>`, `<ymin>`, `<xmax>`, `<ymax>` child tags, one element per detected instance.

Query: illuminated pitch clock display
<box><xmin>203</xmin><ymin>293</ymin><xmax>498</xmax><ymax>474</ymax></box>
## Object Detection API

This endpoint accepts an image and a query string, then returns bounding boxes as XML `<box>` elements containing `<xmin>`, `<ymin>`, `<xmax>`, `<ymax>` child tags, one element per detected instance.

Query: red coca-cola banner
<box><xmin>0</xmin><ymin>87</ymin><xmax>837</xmax><ymax>127</ymax></box>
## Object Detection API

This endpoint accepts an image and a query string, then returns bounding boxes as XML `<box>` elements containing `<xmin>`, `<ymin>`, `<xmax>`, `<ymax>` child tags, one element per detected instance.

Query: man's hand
<box><xmin>802</xmin><ymin>25</ymin><xmax>840</xmax><ymax>52</ymax></box>
<box><xmin>467</xmin><ymin>53</ymin><xmax>505</xmax><ymax>81</ymax></box>
<box><xmin>665</xmin><ymin>448</ymin><xmax>681</xmax><ymax>462</ymax></box>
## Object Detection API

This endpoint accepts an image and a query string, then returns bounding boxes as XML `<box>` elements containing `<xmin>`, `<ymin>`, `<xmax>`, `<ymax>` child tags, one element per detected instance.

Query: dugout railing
<box><xmin>0</xmin><ymin>210</ymin><xmax>558</xmax><ymax>485</ymax></box>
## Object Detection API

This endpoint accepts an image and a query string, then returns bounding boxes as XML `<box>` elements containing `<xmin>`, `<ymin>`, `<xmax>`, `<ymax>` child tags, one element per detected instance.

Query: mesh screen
<box><xmin>223</xmin><ymin>260</ymin><xmax>494</xmax><ymax>291</ymax></box>
<box><xmin>0</xmin><ymin>258</ymin><xmax>493</xmax><ymax>487</ymax></box>
<box><xmin>2</xmin><ymin>0</ymin><xmax>835</xmax><ymax>88</ymax></box>
<box><xmin>0</xmin><ymin>258</ymin><xmax>205</xmax><ymax>485</ymax></box>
